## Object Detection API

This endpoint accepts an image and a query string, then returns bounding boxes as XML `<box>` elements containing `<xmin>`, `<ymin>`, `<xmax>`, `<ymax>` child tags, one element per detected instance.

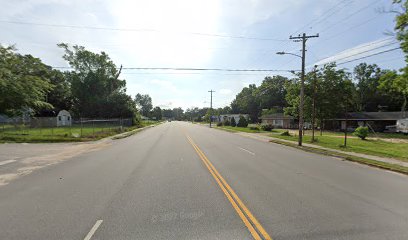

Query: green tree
<box><xmin>152</xmin><ymin>106</ymin><xmax>162</xmax><ymax>120</ymax></box>
<box><xmin>256</xmin><ymin>75</ymin><xmax>288</xmax><ymax>110</ymax></box>
<box><xmin>58</xmin><ymin>43</ymin><xmax>131</xmax><ymax>118</ymax></box>
<box><xmin>231</xmin><ymin>84</ymin><xmax>260</xmax><ymax>122</ymax></box>
<box><xmin>135</xmin><ymin>93</ymin><xmax>153</xmax><ymax>117</ymax></box>
<box><xmin>237</xmin><ymin>115</ymin><xmax>248</xmax><ymax>127</ymax></box>
<box><xmin>162</xmin><ymin>109</ymin><xmax>174</xmax><ymax>119</ymax></box>
<box><xmin>44</xmin><ymin>69</ymin><xmax>73</xmax><ymax>112</ymax></box>
<box><xmin>389</xmin><ymin>0</ymin><xmax>408</xmax><ymax>112</ymax></box>
<box><xmin>353</xmin><ymin>63</ymin><xmax>398</xmax><ymax>111</ymax></box>
<box><xmin>230</xmin><ymin>116</ymin><xmax>237</xmax><ymax>127</ymax></box>
<box><xmin>0</xmin><ymin>45</ymin><xmax>53</xmax><ymax>116</ymax></box>
<box><xmin>379</xmin><ymin>70</ymin><xmax>408</xmax><ymax>113</ymax></box>
<box><xmin>284</xmin><ymin>63</ymin><xmax>355</xmax><ymax>126</ymax></box>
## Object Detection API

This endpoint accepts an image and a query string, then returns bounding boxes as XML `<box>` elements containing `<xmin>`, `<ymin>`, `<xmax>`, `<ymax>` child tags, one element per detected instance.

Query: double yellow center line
<box><xmin>185</xmin><ymin>134</ymin><xmax>272</xmax><ymax>240</ymax></box>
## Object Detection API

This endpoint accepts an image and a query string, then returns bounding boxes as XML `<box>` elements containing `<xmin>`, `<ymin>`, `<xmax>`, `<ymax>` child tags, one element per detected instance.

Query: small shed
<box><xmin>56</xmin><ymin>110</ymin><xmax>72</xmax><ymax>126</ymax></box>
<box><xmin>30</xmin><ymin>110</ymin><xmax>72</xmax><ymax>127</ymax></box>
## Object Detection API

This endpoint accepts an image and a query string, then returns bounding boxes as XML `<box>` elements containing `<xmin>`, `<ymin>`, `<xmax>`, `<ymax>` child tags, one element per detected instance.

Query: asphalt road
<box><xmin>0</xmin><ymin>121</ymin><xmax>407</xmax><ymax>240</ymax></box>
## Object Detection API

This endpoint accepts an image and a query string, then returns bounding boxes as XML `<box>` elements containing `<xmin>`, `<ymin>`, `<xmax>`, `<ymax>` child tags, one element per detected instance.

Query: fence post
<box><xmin>92</xmin><ymin>119</ymin><xmax>95</xmax><ymax>136</ymax></box>
<box><xmin>80</xmin><ymin>118</ymin><xmax>83</xmax><ymax>137</ymax></box>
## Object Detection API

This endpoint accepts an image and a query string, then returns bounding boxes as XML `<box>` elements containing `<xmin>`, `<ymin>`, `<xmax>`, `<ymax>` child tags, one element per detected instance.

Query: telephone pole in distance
<box><xmin>289</xmin><ymin>33</ymin><xmax>319</xmax><ymax>146</ymax></box>
<box><xmin>208</xmin><ymin>90</ymin><xmax>215</xmax><ymax>128</ymax></box>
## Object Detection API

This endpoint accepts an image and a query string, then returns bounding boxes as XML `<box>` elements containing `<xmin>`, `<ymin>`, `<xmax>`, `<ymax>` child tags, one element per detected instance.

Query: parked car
<box><xmin>396</xmin><ymin>118</ymin><xmax>408</xmax><ymax>134</ymax></box>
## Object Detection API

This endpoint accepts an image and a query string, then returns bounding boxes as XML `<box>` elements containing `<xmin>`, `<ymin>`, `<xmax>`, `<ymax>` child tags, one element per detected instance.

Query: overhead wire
<box><xmin>336</xmin><ymin>47</ymin><xmax>401</xmax><ymax>65</ymax></box>
<box><xmin>52</xmin><ymin>66</ymin><xmax>299</xmax><ymax>72</ymax></box>
<box><xmin>314</xmin><ymin>40</ymin><xmax>399</xmax><ymax>65</ymax></box>
<box><xmin>0</xmin><ymin>20</ymin><xmax>288</xmax><ymax>41</ymax></box>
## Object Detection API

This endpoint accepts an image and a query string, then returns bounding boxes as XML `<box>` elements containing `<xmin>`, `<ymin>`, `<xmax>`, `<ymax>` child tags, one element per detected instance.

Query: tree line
<box><xmin>0</xmin><ymin>44</ymin><xmax>163</xmax><ymax>126</ymax></box>
<box><xmin>230</xmin><ymin>62</ymin><xmax>406</xmax><ymax>125</ymax></box>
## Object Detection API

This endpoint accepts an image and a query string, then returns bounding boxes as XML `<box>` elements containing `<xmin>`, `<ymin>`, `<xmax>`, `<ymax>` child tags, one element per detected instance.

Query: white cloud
<box><xmin>219</xmin><ymin>89</ymin><xmax>232</xmax><ymax>95</ymax></box>
<box><xmin>150</xmin><ymin>79</ymin><xmax>179</xmax><ymax>93</ymax></box>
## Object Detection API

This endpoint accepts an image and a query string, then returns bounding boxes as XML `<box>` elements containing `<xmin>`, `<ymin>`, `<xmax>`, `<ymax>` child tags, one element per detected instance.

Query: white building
<box><xmin>214</xmin><ymin>114</ymin><xmax>250</xmax><ymax>124</ymax></box>
<box><xmin>56</xmin><ymin>110</ymin><xmax>72</xmax><ymax>126</ymax></box>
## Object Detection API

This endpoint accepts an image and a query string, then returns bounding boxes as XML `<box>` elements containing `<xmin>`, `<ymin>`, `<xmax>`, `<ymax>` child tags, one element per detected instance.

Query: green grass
<box><xmin>216</xmin><ymin>125</ymin><xmax>266</xmax><ymax>133</ymax></box>
<box><xmin>0</xmin><ymin>121</ymin><xmax>163</xmax><ymax>143</ymax></box>
<box><xmin>272</xmin><ymin>133</ymin><xmax>408</xmax><ymax>161</ymax></box>
<box><xmin>269</xmin><ymin>139</ymin><xmax>408</xmax><ymax>175</ymax></box>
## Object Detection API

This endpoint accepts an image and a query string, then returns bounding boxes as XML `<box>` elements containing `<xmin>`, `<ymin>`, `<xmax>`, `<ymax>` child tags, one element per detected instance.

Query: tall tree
<box><xmin>284</xmin><ymin>63</ymin><xmax>355</xmax><ymax>125</ymax></box>
<box><xmin>231</xmin><ymin>84</ymin><xmax>260</xmax><ymax>122</ymax></box>
<box><xmin>256</xmin><ymin>75</ymin><xmax>288</xmax><ymax>110</ymax></box>
<box><xmin>44</xmin><ymin>69</ymin><xmax>73</xmax><ymax>112</ymax></box>
<box><xmin>384</xmin><ymin>0</ymin><xmax>408</xmax><ymax>113</ymax></box>
<box><xmin>352</xmin><ymin>63</ymin><xmax>400</xmax><ymax>111</ymax></box>
<box><xmin>152</xmin><ymin>106</ymin><xmax>162</xmax><ymax>120</ymax></box>
<box><xmin>134</xmin><ymin>93</ymin><xmax>153</xmax><ymax>117</ymax></box>
<box><xmin>58</xmin><ymin>43</ymin><xmax>132</xmax><ymax>118</ymax></box>
<box><xmin>172</xmin><ymin>107</ymin><xmax>184</xmax><ymax>120</ymax></box>
<box><xmin>379</xmin><ymin>70</ymin><xmax>407</xmax><ymax>114</ymax></box>
<box><xmin>0</xmin><ymin>45</ymin><xmax>53</xmax><ymax>116</ymax></box>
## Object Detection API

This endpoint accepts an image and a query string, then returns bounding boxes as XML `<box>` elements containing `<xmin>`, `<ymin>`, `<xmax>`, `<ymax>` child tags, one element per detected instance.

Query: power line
<box><xmin>52</xmin><ymin>66</ymin><xmax>299</xmax><ymax>72</ymax></box>
<box><xmin>0</xmin><ymin>20</ymin><xmax>288</xmax><ymax>41</ymax></box>
<box><xmin>336</xmin><ymin>47</ymin><xmax>401</xmax><ymax>65</ymax></box>
<box><xmin>315</xmin><ymin>41</ymin><xmax>399</xmax><ymax>64</ymax></box>
<box><xmin>291</xmin><ymin>0</ymin><xmax>350</xmax><ymax>36</ymax></box>
<box><xmin>319</xmin><ymin>0</ymin><xmax>383</xmax><ymax>33</ymax></box>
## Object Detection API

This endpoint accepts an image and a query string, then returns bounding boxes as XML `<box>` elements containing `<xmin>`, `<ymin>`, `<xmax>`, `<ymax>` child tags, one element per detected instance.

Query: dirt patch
<box><xmin>0</xmin><ymin>141</ymin><xmax>111</xmax><ymax>186</ymax></box>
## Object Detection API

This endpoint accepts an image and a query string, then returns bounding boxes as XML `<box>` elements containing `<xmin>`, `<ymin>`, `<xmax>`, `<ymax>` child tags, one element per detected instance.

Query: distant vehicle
<box><xmin>384</xmin><ymin>125</ymin><xmax>396</xmax><ymax>133</ymax></box>
<box><xmin>396</xmin><ymin>118</ymin><xmax>408</xmax><ymax>134</ymax></box>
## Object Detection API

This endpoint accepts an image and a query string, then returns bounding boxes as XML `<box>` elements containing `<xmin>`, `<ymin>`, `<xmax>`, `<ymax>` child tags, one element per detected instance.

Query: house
<box><xmin>30</xmin><ymin>110</ymin><xmax>72</xmax><ymax>127</ymax></box>
<box><xmin>260</xmin><ymin>113</ymin><xmax>296</xmax><ymax>129</ymax></box>
<box><xmin>214</xmin><ymin>114</ymin><xmax>249</xmax><ymax>124</ymax></box>
<box><xmin>327</xmin><ymin>111</ymin><xmax>407</xmax><ymax>132</ymax></box>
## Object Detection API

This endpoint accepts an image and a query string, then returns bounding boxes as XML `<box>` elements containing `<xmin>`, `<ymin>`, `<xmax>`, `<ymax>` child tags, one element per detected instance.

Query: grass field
<box><xmin>273</xmin><ymin>133</ymin><xmax>408</xmax><ymax>161</ymax></box>
<box><xmin>0</xmin><ymin>121</ymin><xmax>160</xmax><ymax>143</ymax></box>
<box><xmin>215</xmin><ymin>125</ymin><xmax>408</xmax><ymax>161</ymax></box>
<box><xmin>217</xmin><ymin>125</ymin><xmax>267</xmax><ymax>133</ymax></box>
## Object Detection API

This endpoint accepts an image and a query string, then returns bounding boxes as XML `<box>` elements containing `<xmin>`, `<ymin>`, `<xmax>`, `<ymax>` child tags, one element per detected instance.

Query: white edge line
<box><xmin>238</xmin><ymin>147</ymin><xmax>255</xmax><ymax>155</ymax></box>
<box><xmin>0</xmin><ymin>160</ymin><xmax>16</xmax><ymax>166</ymax></box>
<box><xmin>84</xmin><ymin>220</ymin><xmax>103</xmax><ymax>240</ymax></box>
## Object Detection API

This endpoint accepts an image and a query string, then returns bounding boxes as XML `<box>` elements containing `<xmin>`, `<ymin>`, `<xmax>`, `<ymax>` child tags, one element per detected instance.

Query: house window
<box><xmin>58</xmin><ymin>116</ymin><xmax>62</xmax><ymax>121</ymax></box>
<box><xmin>67</xmin><ymin>116</ymin><xmax>70</xmax><ymax>121</ymax></box>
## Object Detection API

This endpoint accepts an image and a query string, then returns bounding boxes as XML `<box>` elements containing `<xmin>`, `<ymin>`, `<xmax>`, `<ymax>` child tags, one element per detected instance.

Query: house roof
<box><xmin>334</xmin><ymin>111</ymin><xmax>408</xmax><ymax>121</ymax></box>
<box><xmin>218</xmin><ymin>114</ymin><xmax>249</xmax><ymax>118</ymax></box>
<box><xmin>260</xmin><ymin>113</ymin><xmax>294</xmax><ymax>120</ymax></box>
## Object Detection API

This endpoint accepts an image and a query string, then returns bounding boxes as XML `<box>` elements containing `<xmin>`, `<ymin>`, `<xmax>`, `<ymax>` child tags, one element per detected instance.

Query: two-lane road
<box><xmin>0</xmin><ymin>122</ymin><xmax>407</xmax><ymax>239</ymax></box>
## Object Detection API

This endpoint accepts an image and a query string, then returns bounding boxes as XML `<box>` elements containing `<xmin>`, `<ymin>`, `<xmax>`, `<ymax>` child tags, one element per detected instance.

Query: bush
<box><xmin>216</xmin><ymin>122</ymin><xmax>223</xmax><ymax>127</ymax></box>
<box><xmin>261</xmin><ymin>124</ymin><xmax>273</xmax><ymax>131</ymax></box>
<box><xmin>353</xmin><ymin>126</ymin><xmax>369</xmax><ymax>140</ymax></box>
<box><xmin>249</xmin><ymin>126</ymin><xmax>260</xmax><ymax>131</ymax></box>
<box><xmin>132</xmin><ymin>112</ymin><xmax>142</xmax><ymax>127</ymax></box>
<box><xmin>224</xmin><ymin>119</ymin><xmax>231</xmax><ymax>126</ymax></box>
<box><xmin>230</xmin><ymin>117</ymin><xmax>236</xmax><ymax>127</ymax></box>
<box><xmin>280</xmin><ymin>131</ymin><xmax>290</xmax><ymax>136</ymax></box>
<box><xmin>237</xmin><ymin>116</ymin><xmax>248</xmax><ymax>127</ymax></box>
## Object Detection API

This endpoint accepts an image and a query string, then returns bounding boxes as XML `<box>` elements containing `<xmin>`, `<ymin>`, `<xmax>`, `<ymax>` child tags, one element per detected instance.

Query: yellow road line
<box><xmin>185</xmin><ymin>134</ymin><xmax>272</xmax><ymax>240</ymax></box>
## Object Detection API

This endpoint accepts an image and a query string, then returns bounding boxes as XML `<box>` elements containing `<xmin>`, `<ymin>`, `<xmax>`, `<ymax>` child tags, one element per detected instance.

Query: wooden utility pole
<box><xmin>208</xmin><ymin>90</ymin><xmax>215</xmax><ymax>128</ymax></box>
<box><xmin>289</xmin><ymin>33</ymin><xmax>319</xmax><ymax>146</ymax></box>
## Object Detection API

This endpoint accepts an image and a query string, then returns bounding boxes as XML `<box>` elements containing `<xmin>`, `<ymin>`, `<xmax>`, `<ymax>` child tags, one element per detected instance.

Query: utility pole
<box><xmin>289</xmin><ymin>33</ymin><xmax>319</xmax><ymax>146</ymax></box>
<box><xmin>208</xmin><ymin>90</ymin><xmax>215</xmax><ymax>128</ymax></box>
<box><xmin>311</xmin><ymin>65</ymin><xmax>318</xmax><ymax>142</ymax></box>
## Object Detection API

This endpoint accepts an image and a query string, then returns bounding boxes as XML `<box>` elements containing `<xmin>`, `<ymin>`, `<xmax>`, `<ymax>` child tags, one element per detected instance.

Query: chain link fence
<box><xmin>0</xmin><ymin>118</ymin><xmax>133</xmax><ymax>141</ymax></box>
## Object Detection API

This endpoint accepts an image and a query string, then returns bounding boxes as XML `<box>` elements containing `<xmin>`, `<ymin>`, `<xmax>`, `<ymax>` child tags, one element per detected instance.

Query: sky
<box><xmin>0</xmin><ymin>0</ymin><xmax>405</xmax><ymax>110</ymax></box>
